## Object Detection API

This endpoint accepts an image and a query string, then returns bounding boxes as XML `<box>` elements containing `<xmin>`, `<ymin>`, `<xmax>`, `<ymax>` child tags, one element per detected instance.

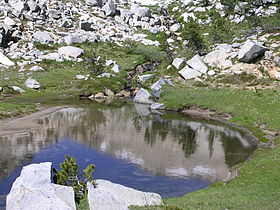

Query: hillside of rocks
<box><xmin>0</xmin><ymin>0</ymin><xmax>279</xmax><ymax>104</ymax></box>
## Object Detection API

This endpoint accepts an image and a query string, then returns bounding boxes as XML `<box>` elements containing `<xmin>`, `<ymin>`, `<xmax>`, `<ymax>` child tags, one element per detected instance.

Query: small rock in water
<box><xmin>150</xmin><ymin>103</ymin><xmax>165</xmax><ymax>110</ymax></box>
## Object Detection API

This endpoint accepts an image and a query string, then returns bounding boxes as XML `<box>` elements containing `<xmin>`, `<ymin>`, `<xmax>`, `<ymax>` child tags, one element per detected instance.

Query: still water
<box><xmin>0</xmin><ymin>101</ymin><xmax>257</xmax><ymax>208</ymax></box>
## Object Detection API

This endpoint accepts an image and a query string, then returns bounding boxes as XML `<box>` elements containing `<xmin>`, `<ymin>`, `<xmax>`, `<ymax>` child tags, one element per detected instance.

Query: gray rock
<box><xmin>138</xmin><ymin>74</ymin><xmax>154</xmax><ymax>83</ymax></box>
<box><xmin>207</xmin><ymin>70</ymin><xmax>216</xmax><ymax>76</ymax></box>
<box><xmin>11</xmin><ymin>86</ymin><xmax>26</xmax><ymax>93</ymax></box>
<box><xmin>48</xmin><ymin>9</ymin><xmax>61</xmax><ymax>19</ymax></box>
<box><xmin>33</xmin><ymin>31</ymin><xmax>53</xmax><ymax>44</ymax></box>
<box><xmin>150</xmin><ymin>78</ymin><xmax>174</xmax><ymax>98</ymax></box>
<box><xmin>43</xmin><ymin>52</ymin><xmax>61</xmax><ymax>61</ymax></box>
<box><xmin>112</xmin><ymin>64</ymin><xmax>121</xmax><ymax>73</ymax></box>
<box><xmin>150</xmin><ymin>103</ymin><xmax>165</xmax><ymax>110</ymax></box>
<box><xmin>187</xmin><ymin>54</ymin><xmax>208</xmax><ymax>73</ymax></box>
<box><xmin>87</xmin><ymin>180</ymin><xmax>163</xmax><ymax>210</ymax></box>
<box><xmin>179</xmin><ymin>66</ymin><xmax>201</xmax><ymax>80</ymax></box>
<box><xmin>105</xmin><ymin>60</ymin><xmax>115</xmax><ymax>66</ymax></box>
<box><xmin>75</xmin><ymin>75</ymin><xmax>86</xmax><ymax>80</ymax></box>
<box><xmin>80</xmin><ymin>22</ymin><xmax>93</xmax><ymax>31</ymax></box>
<box><xmin>131</xmin><ymin>4</ymin><xmax>152</xmax><ymax>18</ymax></box>
<box><xmin>232</xmin><ymin>43</ymin><xmax>241</xmax><ymax>48</ymax></box>
<box><xmin>102</xmin><ymin>0</ymin><xmax>117</xmax><ymax>16</ymax></box>
<box><xmin>238</xmin><ymin>40</ymin><xmax>267</xmax><ymax>63</ymax></box>
<box><xmin>24</xmin><ymin>78</ymin><xmax>41</xmax><ymax>89</ymax></box>
<box><xmin>133</xmin><ymin>88</ymin><xmax>153</xmax><ymax>104</ymax></box>
<box><xmin>30</xmin><ymin>65</ymin><xmax>44</xmax><ymax>71</ymax></box>
<box><xmin>170</xmin><ymin>23</ymin><xmax>181</xmax><ymax>32</ymax></box>
<box><xmin>65</xmin><ymin>34</ymin><xmax>84</xmax><ymax>45</ymax></box>
<box><xmin>9</xmin><ymin>0</ymin><xmax>29</xmax><ymax>13</ymax></box>
<box><xmin>97</xmin><ymin>73</ymin><xmax>112</xmax><ymax>78</ymax></box>
<box><xmin>6</xmin><ymin>162</ymin><xmax>76</xmax><ymax>210</ymax></box>
<box><xmin>274</xmin><ymin>56</ymin><xmax>280</xmax><ymax>67</ymax></box>
<box><xmin>95</xmin><ymin>92</ymin><xmax>105</xmax><ymax>99</ymax></box>
<box><xmin>265</xmin><ymin>51</ymin><xmax>274</xmax><ymax>60</ymax></box>
<box><xmin>172</xmin><ymin>58</ymin><xmax>185</xmax><ymax>70</ymax></box>
<box><xmin>58</xmin><ymin>46</ymin><xmax>84</xmax><ymax>58</ymax></box>
<box><xmin>104</xmin><ymin>88</ymin><xmax>115</xmax><ymax>97</ymax></box>
<box><xmin>0</xmin><ymin>52</ymin><xmax>15</xmax><ymax>66</ymax></box>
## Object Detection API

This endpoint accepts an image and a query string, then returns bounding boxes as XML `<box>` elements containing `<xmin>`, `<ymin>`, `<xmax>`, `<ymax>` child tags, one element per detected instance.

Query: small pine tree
<box><xmin>53</xmin><ymin>155</ymin><xmax>96</xmax><ymax>203</ymax></box>
<box><xmin>181</xmin><ymin>18</ymin><xmax>205</xmax><ymax>54</ymax></box>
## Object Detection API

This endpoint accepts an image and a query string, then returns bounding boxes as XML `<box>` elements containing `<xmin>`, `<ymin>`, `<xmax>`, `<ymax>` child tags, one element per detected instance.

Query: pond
<box><xmin>0</xmin><ymin>101</ymin><xmax>257</xmax><ymax>208</ymax></box>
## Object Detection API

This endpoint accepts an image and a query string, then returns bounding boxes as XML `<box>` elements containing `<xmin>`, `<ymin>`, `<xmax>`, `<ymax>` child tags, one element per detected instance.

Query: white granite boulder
<box><xmin>64</xmin><ymin>34</ymin><xmax>84</xmax><ymax>45</ymax></box>
<box><xmin>33</xmin><ymin>31</ymin><xmax>53</xmax><ymax>44</ymax></box>
<box><xmin>138</xmin><ymin>74</ymin><xmax>154</xmax><ymax>83</ymax></box>
<box><xmin>238</xmin><ymin>40</ymin><xmax>267</xmax><ymax>63</ymax></box>
<box><xmin>87</xmin><ymin>180</ymin><xmax>163</xmax><ymax>210</ymax></box>
<box><xmin>58</xmin><ymin>46</ymin><xmax>84</xmax><ymax>59</ymax></box>
<box><xmin>11</xmin><ymin>86</ymin><xmax>26</xmax><ymax>93</ymax></box>
<box><xmin>7</xmin><ymin>162</ymin><xmax>76</xmax><ymax>210</ymax></box>
<box><xmin>131</xmin><ymin>4</ymin><xmax>152</xmax><ymax>18</ymax></box>
<box><xmin>102</xmin><ymin>0</ymin><xmax>117</xmax><ymax>16</ymax></box>
<box><xmin>24</xmin><ymin>78</ymin><xmax>41</xmax><ymax>89</ymax></box>
<box><xmin>172</xmin><ymin>58</ymin><xmax>185</xmax><ymax>70</ymax></box>
<box><xmin>179</xmin><ymin>66</ymin><xmax>201</xmax><ymax>80</ymax></box>
<box><xmin>0</xmin><ymin>52</ymin><xmax>15</xmax><ymax>66</ymax></box>
<box><xmin>187</xmin><ymin>54</ymin><xmax>208</xmax><ymax>73</ymax></box>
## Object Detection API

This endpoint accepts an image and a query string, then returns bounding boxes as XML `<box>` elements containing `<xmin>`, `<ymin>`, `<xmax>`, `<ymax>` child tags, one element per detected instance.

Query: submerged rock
<box><xmin>87</xmin><ymin>179</ymin><xmax>163</xmax><ymax>210</ymax></box>
<box><xmin>6</xmin><ymin>162</ymin><xmax>76</xmax><ymax>210</ymax></box>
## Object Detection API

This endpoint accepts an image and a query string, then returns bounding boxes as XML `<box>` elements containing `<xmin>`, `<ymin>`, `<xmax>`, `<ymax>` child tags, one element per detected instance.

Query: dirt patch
<box><xmin>0</xmin><ymin>106</ymin><xmax>69</xmax><ymax>136</ymax></box>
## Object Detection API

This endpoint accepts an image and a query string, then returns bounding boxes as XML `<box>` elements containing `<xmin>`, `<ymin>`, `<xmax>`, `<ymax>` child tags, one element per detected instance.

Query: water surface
<box><xmin>0</xmin><ymin>101</ymin><xmax>257</xmax><ymax>208</ymax></box>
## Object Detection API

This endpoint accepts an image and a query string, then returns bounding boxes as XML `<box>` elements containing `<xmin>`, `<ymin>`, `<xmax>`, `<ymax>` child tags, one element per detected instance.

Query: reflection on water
<box><xmin>0</xmin><ymin>101</ymin><xmax>257</xmax><ymax>208</ymax></box>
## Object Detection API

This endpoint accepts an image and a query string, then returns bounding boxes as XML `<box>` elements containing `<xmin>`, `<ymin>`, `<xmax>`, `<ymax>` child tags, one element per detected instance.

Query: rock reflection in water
<box><xmin>0</xmin><ymin>103</ymin><xmax>256</xmax><ymax>184</ymax></box>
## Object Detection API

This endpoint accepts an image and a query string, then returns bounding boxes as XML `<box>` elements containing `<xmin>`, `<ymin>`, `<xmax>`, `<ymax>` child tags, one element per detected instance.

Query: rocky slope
<box><xmin>0</xmin><ymin>0</ymin><xmax>279</xmax><ymax>105</ymax></box>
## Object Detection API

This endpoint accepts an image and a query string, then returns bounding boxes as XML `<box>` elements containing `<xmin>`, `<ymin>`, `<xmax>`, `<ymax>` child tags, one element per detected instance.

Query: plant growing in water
<box><xmin>52</xmin><ymin>155</ymin><xmax>96</xmax><ymax>203</ymax></box>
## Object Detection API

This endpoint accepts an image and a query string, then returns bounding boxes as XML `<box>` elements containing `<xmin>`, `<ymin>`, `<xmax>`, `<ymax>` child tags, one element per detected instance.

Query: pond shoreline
<box><xmin>0</xmin><ymin>99</ymin><xmax>261</xmax><ymax>186</ymax></box>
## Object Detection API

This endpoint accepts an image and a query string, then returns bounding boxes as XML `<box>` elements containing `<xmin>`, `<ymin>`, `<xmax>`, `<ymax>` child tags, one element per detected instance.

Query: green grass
<box><xmin>160</xmin><ymin>86</ymin><xmax>280</xmax><ymax>141</ymax></box>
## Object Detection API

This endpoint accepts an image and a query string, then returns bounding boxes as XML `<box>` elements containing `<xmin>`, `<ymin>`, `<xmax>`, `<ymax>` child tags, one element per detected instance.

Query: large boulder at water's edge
<box><xmin>133</xmin><ymin>88</ymin><xmax>153</xmax><ymax>104</ymax></box>
<box><xmin>6</xmin><ymin>162</ymin><xmax>76</xmax><ymax>210</ymax></box>
<box><xmin>87</xmin><ymin>180</ymin><xmax>163</xmax><ymax>210</ymax></box>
